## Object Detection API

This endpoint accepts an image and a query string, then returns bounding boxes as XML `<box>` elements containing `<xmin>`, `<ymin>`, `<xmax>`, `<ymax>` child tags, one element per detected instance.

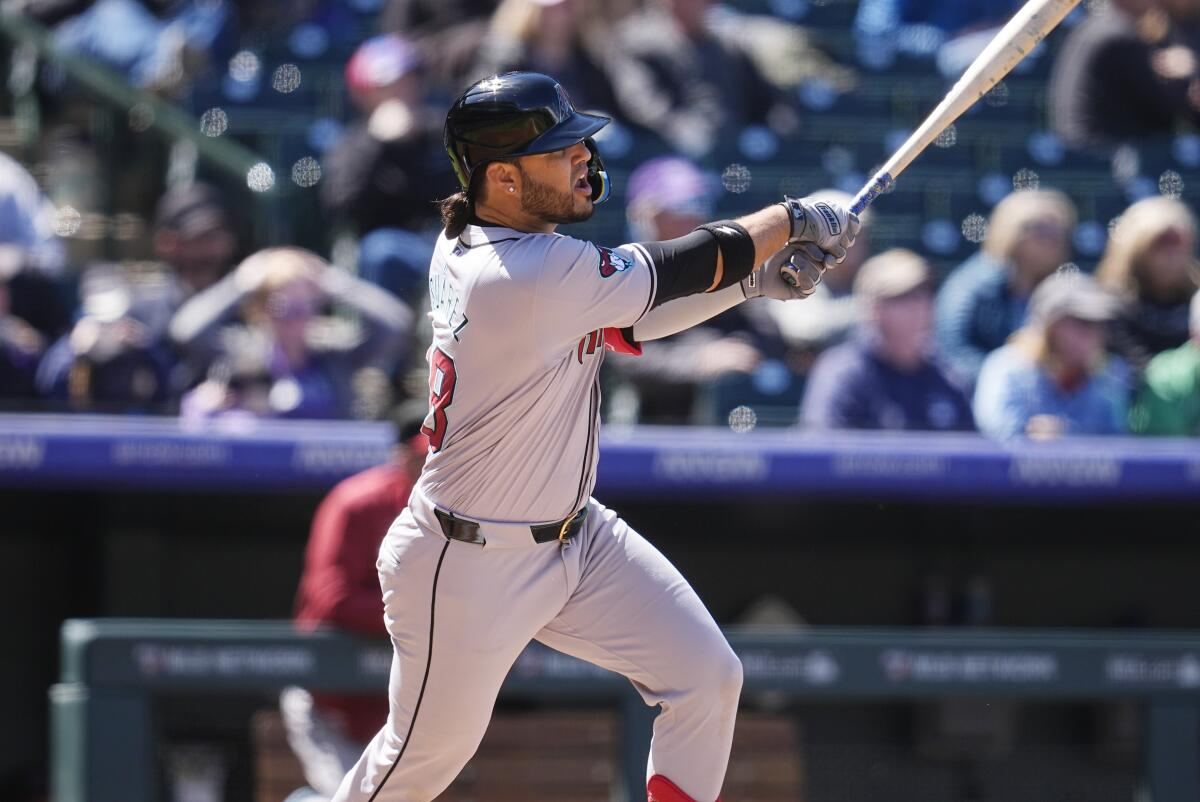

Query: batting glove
<box><xmin>780</xmin><ymin>196</ymin><xmax>861</xmax><ymax>268</ymax></box>
<box><xmin>743</xmin><ymin>241</ymin><xmax>829</xmax><ymax>300</ymax></box>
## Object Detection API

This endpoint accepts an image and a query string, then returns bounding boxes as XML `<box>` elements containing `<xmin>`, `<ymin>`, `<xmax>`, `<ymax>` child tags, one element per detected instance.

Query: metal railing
<box><xmin>52</xmin><ymin>619</ymin><xmax>1200</xmax><ymax>801</ymax></box>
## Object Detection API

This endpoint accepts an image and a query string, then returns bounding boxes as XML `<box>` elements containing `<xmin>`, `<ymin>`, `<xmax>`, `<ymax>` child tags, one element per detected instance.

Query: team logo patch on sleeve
<box><xmin>597</xmin><ymin>246</ymin><xmax>634</xmax><ymax>278</ymax></box>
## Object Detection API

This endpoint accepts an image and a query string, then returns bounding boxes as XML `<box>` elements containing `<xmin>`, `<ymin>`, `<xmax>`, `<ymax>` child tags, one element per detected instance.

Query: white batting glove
<box><xmin>780</xmin><ymin>196</ymin><xmax>861</xmax><ymax>268</ymax></box>
<box><xmin>743</xmin><ymin>241</ymin><xmax>829</xmax><ymax>300</ymax></box>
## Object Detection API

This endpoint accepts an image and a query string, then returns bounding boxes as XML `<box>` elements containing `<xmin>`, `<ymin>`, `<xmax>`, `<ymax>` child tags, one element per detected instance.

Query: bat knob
<box><xmin>779</xmin><ymin>262</ymin><xmax>801</xmax><ymax>287</ymax></box>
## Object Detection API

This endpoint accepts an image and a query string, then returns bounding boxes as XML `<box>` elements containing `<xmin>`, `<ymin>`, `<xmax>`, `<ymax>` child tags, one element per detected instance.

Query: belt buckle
<box><xmin>557</xmin><ymin>514</ymin><xmax>573</xmax><ymax>541</ymax></box>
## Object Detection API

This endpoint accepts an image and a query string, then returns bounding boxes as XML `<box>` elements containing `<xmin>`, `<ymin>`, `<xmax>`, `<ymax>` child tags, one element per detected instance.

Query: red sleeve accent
<box><xmin>603</xmin><ymin>327</ymin><xmax>642</xmax><ymax>356</ymax></box>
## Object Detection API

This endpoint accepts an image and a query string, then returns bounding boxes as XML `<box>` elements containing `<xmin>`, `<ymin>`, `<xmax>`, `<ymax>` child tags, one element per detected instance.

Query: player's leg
<box><xmin>536</xmin><ymin>501</ymin><xmax>741</xmax><ymax>802</ymax></box>
<box><xmin>332</xmin><ymin>513</ymin><xmax>568</xmax><ymax>802</ymax></box>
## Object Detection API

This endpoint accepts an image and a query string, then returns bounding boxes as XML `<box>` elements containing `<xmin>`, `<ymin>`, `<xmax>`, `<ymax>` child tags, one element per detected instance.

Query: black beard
<box><xmin>518</xmin><ymin>166</ymin><xmax>593</xmax><ymax>225</ymax></box>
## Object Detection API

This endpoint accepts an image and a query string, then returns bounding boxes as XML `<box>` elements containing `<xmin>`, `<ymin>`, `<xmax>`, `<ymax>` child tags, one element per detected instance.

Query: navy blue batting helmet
<box><xmin>444</xmin><ymin>72</ymin><xmax>611</xmax><ymax>204</ymax></box>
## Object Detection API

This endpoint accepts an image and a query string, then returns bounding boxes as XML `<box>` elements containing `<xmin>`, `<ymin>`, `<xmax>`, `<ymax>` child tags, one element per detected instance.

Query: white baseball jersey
<box><xmin>414</xmin><ymin>223</ymin><xmax>656</xmax><ymax>523</ymax></box>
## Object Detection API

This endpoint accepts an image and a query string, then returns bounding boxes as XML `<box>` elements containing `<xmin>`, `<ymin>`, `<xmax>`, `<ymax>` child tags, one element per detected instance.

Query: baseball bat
<box><xmin>848</xmin><ymin>0</ymin><xmax>1082</xmax><ymax>216</ymax></box>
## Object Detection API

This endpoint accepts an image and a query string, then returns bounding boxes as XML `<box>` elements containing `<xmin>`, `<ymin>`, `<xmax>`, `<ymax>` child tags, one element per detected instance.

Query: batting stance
<box><xmin>332</xmin><ymin>72</ymin><xmax>858</xmax><ymax>802</ymax></box>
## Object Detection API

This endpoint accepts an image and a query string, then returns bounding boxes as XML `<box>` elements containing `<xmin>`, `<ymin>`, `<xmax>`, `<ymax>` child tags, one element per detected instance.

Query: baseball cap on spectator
<box><xmin>155</xmin><ymin>183</ymin><xmax>229</xmax><ymax>237</ymax></box>
<box><xmin>627</xmin><ymin>157</ymin><xmax>713</xmax><ymax>240</ymax></box>
<box><xmin>345</xmin><ymin>34</ymin><xmax>422</xmax><ymax>98</ymax></box>
<box><xmin>1027</xmin><ymin>271</ymin><xmax>1119</xmax><ymax>329</ymax></box>
<box><xmin>79</xmin><ymin>266</ymin><xmax>133</xmax><ymax>323</ymax></box>
<box><xmin>853</xmin><ymin>248</ymin><xmax>931</xmax><ymax>303</ymax></box>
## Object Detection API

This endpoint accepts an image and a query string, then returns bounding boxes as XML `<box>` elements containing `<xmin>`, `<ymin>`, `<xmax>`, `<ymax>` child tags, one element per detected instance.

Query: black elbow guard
<box><xmin>637</xmin><ymin>221</ymin><xmax>756</xmax><ymax>308</ymax></box>
<box><xmin>696</xmin><ymin>220</ymin><xmax>756</xmax><ymax>291</ymax></box>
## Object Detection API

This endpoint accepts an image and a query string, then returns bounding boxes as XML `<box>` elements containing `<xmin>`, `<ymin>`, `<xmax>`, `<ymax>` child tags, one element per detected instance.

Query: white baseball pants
<box><xmin>330</xmin><ymin>493</ymin><xmax>742</xmax><ymax>802</ymax></box>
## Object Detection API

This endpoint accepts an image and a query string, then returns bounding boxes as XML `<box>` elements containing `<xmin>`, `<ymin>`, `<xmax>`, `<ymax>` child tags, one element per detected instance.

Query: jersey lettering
<box><xmin>576</xmin><ymin>329</ymin><xmax>604</xmax><ymax>364</ymax></box>
<box><xmin>422</xmin><ymin>347</ymin><xmax>457</xmax><ymax>451</ymax></box>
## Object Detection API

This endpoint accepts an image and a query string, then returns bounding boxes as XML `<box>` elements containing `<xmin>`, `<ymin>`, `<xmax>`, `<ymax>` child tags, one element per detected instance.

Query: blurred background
<box><xmin>1</xmin><ymin>0</ymin><xmax>1200</xmax><ymax>799</ymax></box>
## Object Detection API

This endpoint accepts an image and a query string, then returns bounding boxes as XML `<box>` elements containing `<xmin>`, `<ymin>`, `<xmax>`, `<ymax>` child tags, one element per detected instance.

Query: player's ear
<box><xmin>486</xmin><ymin>161</ymin><xmax>519</xmax><ymax>198</ymax></box>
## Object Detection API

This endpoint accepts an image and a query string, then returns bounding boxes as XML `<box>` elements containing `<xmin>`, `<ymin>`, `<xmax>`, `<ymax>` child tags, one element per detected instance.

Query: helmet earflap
<box><xmin>584</xmin><ymin>137</ymin><xmax>610</xmax><ymax>205</ymax></box>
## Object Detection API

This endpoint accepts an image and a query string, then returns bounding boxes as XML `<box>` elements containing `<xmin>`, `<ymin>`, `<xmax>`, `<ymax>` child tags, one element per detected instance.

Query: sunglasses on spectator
<box><xmin>265</xmin><ymin>294</ymin><xmax>316</xmax><ymax>321</ymax></box>
<box><xmin>1021</xmin><ymin>220</ymin><xmax>1065</xmax><ymax>240</ymax></box>
<box><xmin>1150</xmin><ymin>228</ymin><xmax>1186</xmax><ymax>250</ymax></box>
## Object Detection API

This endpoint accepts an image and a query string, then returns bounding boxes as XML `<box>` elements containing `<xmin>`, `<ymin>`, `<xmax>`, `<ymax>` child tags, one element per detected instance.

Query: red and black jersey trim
<box><xmin>367</xmin><ymin>539</ymin><xmax>451</xmax><ymax>801</ymax></box>
<box><xmin>603</xmin><ymin>326</ymin><xmax>642</xmax><ymax>356</ymax></box>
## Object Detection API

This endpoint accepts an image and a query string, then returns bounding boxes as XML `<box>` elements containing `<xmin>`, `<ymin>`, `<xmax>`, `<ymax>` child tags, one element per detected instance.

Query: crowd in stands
<box><xmin>1</xmin><ymin>0</ymin><xmax>1199</xmax><ymax>439</ymax></box>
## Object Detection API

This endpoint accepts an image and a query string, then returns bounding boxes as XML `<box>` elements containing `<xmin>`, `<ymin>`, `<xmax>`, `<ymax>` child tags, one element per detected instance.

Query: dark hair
<box><xmin>440</xmin><ymin>159</ymin><xmax>519</xmax><ymax>237</ymax></box>
<box><xmin>439</xmin><ymin>191</ymin><xmax>472</xmax><ymax>238</ymax></box>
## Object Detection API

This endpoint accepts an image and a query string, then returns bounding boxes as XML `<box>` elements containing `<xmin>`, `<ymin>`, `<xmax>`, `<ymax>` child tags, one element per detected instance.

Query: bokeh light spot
<box><xmin>291</xmin><ymin>156</ymin><xmax>322</xmax><ymax>187</ymax></box>
<box><xmin>1012</xmin><ymin>167</ymin><xmax>1040</xmax><ymax>191</ymax></box>
<box><xmin>200</xmin><ymin>107</ymin><xmax>228</xmax><ymax>137</ymax></box>
<box><xmin>728</xmin><ymin>405</ymin><xmax>757</xmax><ymax>434</ymax></box>
<box><xmin>247</xmin><ymin>162</ymin><xmax>276</xmax><ymax>192</ymax></box>
<box><xmin>229</xmin><ymin>50</ymin><xmax>261</xmax><ymax>82</ymax></box>
<box><xmin>272</xmin><ymin>63</ymin><xmax>301</xmax><ymax>94</ymax></box>
<box><xmin>722</xmin><ymin>164</ymin><xmax>752</xmax><ymax>194</ymax></box>
<box><xmin>55</xmin><ymin>205</ymin><xmax>82</xmax><ymax>237</ymax></box>
<box><xmin>962</xmin><ymin>213</ymin><xmax>988</xmax><ymax>244</ymax></box>
<box><xmin>1159</xmin><ymin>170</ymin><xmax>1184</xmax><ymax>199</ymax></box>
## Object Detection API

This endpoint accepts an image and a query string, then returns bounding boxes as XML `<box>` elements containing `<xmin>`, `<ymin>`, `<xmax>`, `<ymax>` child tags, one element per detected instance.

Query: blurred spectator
<box><xmin>974</xmin><ymin>271</ymin><xmax>1128</xmax><ymax>439</ymax></box>
<box><xmin>768</xmin><ymin>189</ymin><xmax>872</xmax><ymax>356</ymax></box>
<box><xmin>0</xmin><ymin>262</ymin><xmax>45</xmax><ymax>407</ymax></box>
<box><xmin>35</xmin><ymin>264</ymin><xmax>176</xmax><ymax>412</ymax></box>
<box><xmin>0</xmin><ymin>152</ymin><xmax>65</xmax><ymax>277</ymax></box>
<box><xmin>1164</xmin><ymin>0</ymin><xmax>1200</xmax><ymax>51</ymax></box>
<box><xmin>1096</xmin><ymin>195</ymin><xmax>1200</xmax><ymax>376</ymax></box>
<box><xmin>380</xmin><ymin>0</ymin><xmax>496</xmax><ymax>96</ymax></box>
<box><xmin>148</xmin><ymin>182</ymin><xmax>239</xmax><ymax>392</ymax></box>
<box><xmin>234</xmin><ymin>0</ymin><xmax>362</xmax><ymax>53</ymax></box>
<box><xmin>1</xmin><ymin>0</ymin><xmax>93</xmax><ymax>25</ymax></box>
<box><xmin>603</xmin><ymin>157</ymin><xmax>771</xmax><ymax>424</ymax></box>
<box><xmin>48</xmin><ymin>0</ymin><xmax>235</xmax><ymax>95</ymax></box>
<box><xmin>800</xmin><ymin>249</ymin><xmax>974</xmax><ymax>432</ymax></box>
<box><xmin>607</xmin><ymin>0</ymin><xmax>783</xmax><ymax>157</ymax></box>
<box><xmin>154</xmin><ymin>182</ymin><xmax>236</xmax><ymax>299</ymax></box>
<box><xmin>171</xmin><ymin>247</ymin><xmax>411</xmax><ymax>421</ymax></box>
<box><xmin>282</xmin><ymin>402</ymin><xmax>428</xmax><ymax>799</ymax></box>
<box><xmin>935</xmin><ymin>189</ymin><xmax>1076</xmax><ymax>387</ymax></box>
<box><xmin>473</xmin><ymin>0</ymin><xmax>619</xmax><ymax>114</ymax></box>
<box><xmin>706</xmin><ymin>5</ymin><xmax>856</xmax><ymax>97</ymax></box>
<box><xmin>1049</xmin><ymin>0</ymin><xmax>1200</xmax><ymax>150</ymax></box>
<box><xmin>1130</xmin><ymin>289</ymin><xmax>1200</xmax><ymax>435</ymax></box>
<box><xmin>0</xmin><ymin>152</ymin><xmax>71</xmax><ymax>341</ymax></box>
<box><xmin>854</xmin><ymin>0</ymin><xmax>1020</xmax><ymax>77</ymax></box>
<box><xmin>322</xmin><ymin>34</ymin><xmax>454</xmax><ymax>238</ymax></box>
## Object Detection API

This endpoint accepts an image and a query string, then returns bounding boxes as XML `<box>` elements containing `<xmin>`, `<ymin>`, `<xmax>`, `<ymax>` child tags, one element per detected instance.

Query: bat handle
<box><xmin>850</xmin><ymin>171</ymin><xmax>894</xmax><ymax>216</ymax></box>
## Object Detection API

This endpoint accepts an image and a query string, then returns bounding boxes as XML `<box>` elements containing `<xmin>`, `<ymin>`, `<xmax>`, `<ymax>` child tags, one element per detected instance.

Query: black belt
<box><xmin>433</xmin><ymin>506</ymin><xmax>588</xmax><ymax>546</ymax></box>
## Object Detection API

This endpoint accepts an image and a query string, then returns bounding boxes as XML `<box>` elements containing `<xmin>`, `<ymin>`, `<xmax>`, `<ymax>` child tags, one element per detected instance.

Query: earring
<box><xmin>507</xmin><ymin>186</ymin><xmax>515</xmax><ymax>193</ymax></box>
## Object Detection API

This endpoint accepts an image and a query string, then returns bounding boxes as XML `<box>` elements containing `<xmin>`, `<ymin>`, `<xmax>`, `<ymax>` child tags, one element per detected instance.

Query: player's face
<box><xmin>516</xmin><ymin>142</ymin><xmax>596</xmax><ymax>225</ymax></box>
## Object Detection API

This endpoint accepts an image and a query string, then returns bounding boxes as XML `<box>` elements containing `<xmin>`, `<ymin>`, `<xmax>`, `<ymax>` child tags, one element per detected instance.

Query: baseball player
<box><xmin>332</xmin><ymin>71</ymin><xmax>858</xmax><ymax>802</ymax></box>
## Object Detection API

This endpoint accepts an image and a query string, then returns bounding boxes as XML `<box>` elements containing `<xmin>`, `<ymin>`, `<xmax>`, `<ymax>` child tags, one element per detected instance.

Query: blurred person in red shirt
<box><xmin>281</xmin><ymin>403</ymin><xmax>429</xmax><ymax>800</ymax></box>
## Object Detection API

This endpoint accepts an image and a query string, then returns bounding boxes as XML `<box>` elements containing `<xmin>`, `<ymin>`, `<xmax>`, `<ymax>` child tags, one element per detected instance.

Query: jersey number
<box><xmin>422</xmin><ymin>347</ymin><xmax>457</xmax><ymax>451</ymax></box>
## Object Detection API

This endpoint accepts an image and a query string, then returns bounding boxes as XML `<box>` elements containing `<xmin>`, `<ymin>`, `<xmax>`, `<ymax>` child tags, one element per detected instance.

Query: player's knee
<box><xmin>703</xmin><ymin>643</ymin><xmax>743</xmax><ymax>706</ymax></box>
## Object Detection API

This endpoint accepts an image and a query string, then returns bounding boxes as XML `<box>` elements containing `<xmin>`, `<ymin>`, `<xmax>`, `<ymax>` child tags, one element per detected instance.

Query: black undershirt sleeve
<box><xmin>636</xmin><ymin>225</ymin><xmax>756</xmax><ymax>309</ymax></box>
